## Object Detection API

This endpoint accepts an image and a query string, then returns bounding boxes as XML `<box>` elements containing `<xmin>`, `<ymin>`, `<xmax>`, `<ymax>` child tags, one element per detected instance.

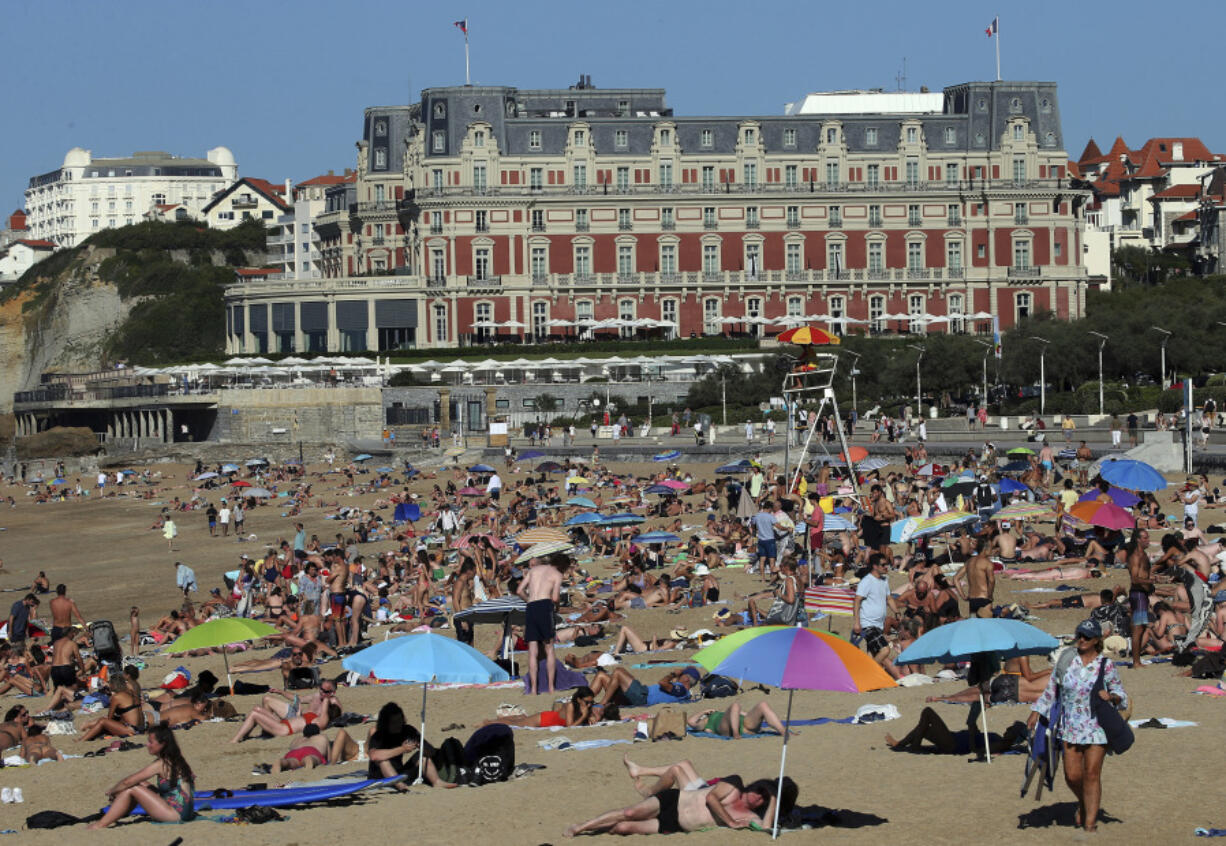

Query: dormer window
<box><xmin>434</xmin><ymin>102</ymin><xmax>446</xmax><ymax>119</ymax></box>
<box><xmin>375</xmin><ymin>120</ymin><xmax>387</xmax><ymax>136</ymax></box>
<box><xmin>743</xmin><ymin>128</ymin><xmax>756</xmax><ymax>145</ymax></box>
<box><xmin>573</xmin><ymin>129</ymin><xmax>586</xmax><ymax>147</ymax></box>
<box><xmin>659</xmin><ymin>128</ymin><xmax>671</xmax><ymax>146</ymax></box>
<box><xmin>906</xmin><ymin>126</ymin><xmax>918</xmax><ymax>144</ymax></box>
<box><xmin>1013</xmin><ymin>124</ymin><xmax>1024</xmax><ymax>141</ymax></box>
<box><xmin>474</xmin><ymin>130</ymin><xmax>485</xmax><ymax>147</ymax></box>
<box><xmin>826</xmin><ymin>128</ymin><xmax>838</xmax><ymax>144</ymax></box>
<box><xmin>701</xmin><ymin>129</ymin><xmax>713</xmax><ymax>149</ymax></box>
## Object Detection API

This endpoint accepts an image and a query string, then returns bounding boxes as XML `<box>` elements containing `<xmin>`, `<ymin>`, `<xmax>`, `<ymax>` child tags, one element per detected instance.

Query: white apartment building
<box><xmin>24</xmin><ymin>147</ymin><xmax>239</xmax><ymax>248</ymax></box>
<box><xmin>265</xmin><ymin>171</ymin><xmax>354</xmax><ymax>279</ymax></box>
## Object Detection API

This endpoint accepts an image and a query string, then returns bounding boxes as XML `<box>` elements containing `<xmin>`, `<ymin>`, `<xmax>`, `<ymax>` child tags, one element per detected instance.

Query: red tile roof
<box><xmin>17</xmin><ymin>239</ymin><xmax>56</xmax><ymax>249</ymax></box>
<box><xmin>1066</xmin><ymin>160</ymin><xmax>1083</xmax><ymax>180</ymax></box>
<box><xmin>234</xmin><ymin>267</ymin><xmax>274</xmax><ymax>277</ymax></box>
<box><xmin>1133</xmin><ymin>137</ymin><xmax>1216</xmax><ymax>165</ymax></box>
<box><xmin>7</xmin><ymin>210</ymin><xmax>27</xmax><ymax>230</ymax></box>
<box><xmin>1150</xmin><ymin>183</ymin><xmax>1202</xmax><ymax>200</ymax></box>
<box><xmin>1173</xmin><ymin>209</ymin><xmax>1198</xmax><ymax>222</ymax></box>
<box><xmin>155</xmin><ymin>203</ymin><xmax>182</xmax><ymax>212</ymax></box>
<box><xmin>1078</xmin><ymin>139</ymin><xmax>1104</xmax><ymax>165</ymax></box>
<box><xmin>297</xmin><ymin>173</ymin><xmax>356</xmax><ymax>187</ymax></box>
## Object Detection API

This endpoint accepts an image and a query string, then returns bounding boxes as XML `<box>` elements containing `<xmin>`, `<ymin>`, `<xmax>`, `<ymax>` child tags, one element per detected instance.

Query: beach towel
<box><xmin>804</xmin><ymin>586</ymin><xmax>855</xmax><ymax>617</ymax></box>
<box><xmin>522</xmin><ymin>660</ymin><xmax>588</xmax><ymax>694</ymax></box>
<box><xmin>1197</xmin><ymin>829</ymin><xmax>1226</xmax><ymax>837</ymax></box>
<box><xmin>1130</xmin><ymin>718</ymin><xmax>1198</xmax><ymax>728</ymax></box>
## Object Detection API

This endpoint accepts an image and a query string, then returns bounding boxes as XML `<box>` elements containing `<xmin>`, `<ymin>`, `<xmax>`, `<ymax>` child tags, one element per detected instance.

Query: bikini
<box><xmin>285</xmin><ymin>745</ymin><xmax>326</xmax><ymax>765</ymax></box>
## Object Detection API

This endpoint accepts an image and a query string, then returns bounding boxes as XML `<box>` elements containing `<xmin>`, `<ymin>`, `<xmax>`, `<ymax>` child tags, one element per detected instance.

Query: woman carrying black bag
<box><xmin>1027</xmin><ymin>619</ymin><xmax>1130</xmax><ymax>834</ymax></box>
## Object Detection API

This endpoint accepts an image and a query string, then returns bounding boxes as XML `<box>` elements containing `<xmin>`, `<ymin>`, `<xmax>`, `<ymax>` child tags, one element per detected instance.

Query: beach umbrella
<box><xmin>899</xmin><ymin>510</ymin><xmax>977</xmax><ymax>541</ymax></box>
<box><xmin>658</xmin><ymin>480</ymin><xmax>689</xmax><ymax>491</ymax></box>
<box><xmin>1068</xmin><ymin>500</ymin><xmax>1135</xmax><ymax>531</ymax></box>
<box><xmin>566</xmin><ymin>496</ymin><xmax>597</xmax><ymax>508</ymax></box>
<box><xmin>231</xmin><ymin>480</ymin><xmax>252</xmax><ymax>488</ymax></box>
<box><xmin>644</xmin><ymin>484</ymin><xmax>675</xmax><ymax>495</ymax></box>
<box><xmin>565</xmin><ymin>512</ymin><xmax>606</xmax><ymax>526</ymax></box>
<box><xmin>166</xmin><ymin>618</ymin><xmax>280</xmax><ymax>690</ymax></box>
<box><xmin>694</xmin><ymin>626</ymin><xmax>895</xmax><ymax>838</ymax></box>
<box><xmin>393</xmin><ymin>503</ymin><xmax>421</xmax><ymax>523</ymax></box>
<box><xmin>444</xmin><ymin>447</ymin><xmax>466</xmax><ymax>458</ymax></box>
<box><xmin>634</xmin><ymin>531</ymin><xmax>680</xmax><ymax>544</ymax></box>
<box><xmin>897</xmin><ymin>618</ymin><xmax>1058</xmax><ymax>763</ymax></box>
<box><xmin>516</xmin><ymin>527</ymin><xmax>570</xmax><ymax>545</ymax></box>
<box><xmin>1099</xmin><ymin>459</ymin><xmax>1168</xmax><ymax>492</ymax></box>
<box><xmin>601</xmin><ymin>513</ymin><xmax>645</xmax><ymax>526</ymax></box>
<box><xmin>855</xmin><ymin>458</ymin><xmax>890</xmax><ymax>472</ymax></box>
<box><xmin>514</xmin><ymin>540</ymin><xmax>575</xmax><ymax>564</ymax></box>
<box><xmin>1077</xmin><ymin>486</ymin><xmax>1141</xmax><ymax>508</ymax></box>
<box><xmin>998</xmin><ymin>478</ymin><xmax>1029</xmax><ymax>495</ymax></box>
<box><xmin>777</xmin><ymin>326</ymin><xmax>841</xmax><ymax>346</ymax></box>
<box><xmin>1007</xmin><ymin>447</ymin><xmax>1035</xmax><ymax>456</ymax></box>
<box><xmin>991</xmin><ymin>501</ymin><xmax>1053</xmax><ymax>521</ymax></box>
<box><xmin>242</xmin><ymin>487</ymin><xmax>272</xmax><ymax>498</ymax></box>
<box><xmin>458</xmin><ymin>486</ymin><xmax>484</xmax><ymax>496</ymax></box>
<box><xmin>716</xmin><ymin>460</ymin><xmax>753</xmax><ymax>474</ymax></box>
<box><xmin>353</xmin><ymin>454</ymin><xmax>373</xmax><ymax>462</ymax></box>
<box><xmin>220</xmin><ymin>464</ymin><xmax>240</xmax><ymax>473</ymax></box>
<box><xmin>469</xmin><ymin>464</ymin><xmax>497</xmax><ymax>473</ymax></box>
<box><xmin>1000</xmin><ymin>460</ymin><xmax>1030</xmax><ymax>473</ymax></box>
<box><xmin>838</xmin><ymin>446</ymin><xmax>869</xmax><ymax>463</ymax></box>
<box><xmin>537</xmin><ymin>461</ymin><xmax>566</xmax><ymax>473</ymax></box>
<box><xmin>518</xmin><ymin>450</ymin><xmax>546</xmax><ymax>461</ymax></box>
<box><xmin>376</xmin><ymin>466</ymin><xmax>395</xmax><ymax>474</ymax></box>
<box><xmin>342</xmin><ymin>632</ymin><xmax>509</xmax><ymax>783</ymax></box>
<box><xmin>653</xmin><ymin>450</ymin><xmax>682</xmax><ymax>462</ymax></box>
<box><xmin>194</xmin><ymin>472</ymin><xmax>219</xmax><ymax>480</ymax></box>
<box><xmin>246</xmin><ymin>458</ymin><xmax>268</xmax><ymax>467</ymax></box>
<box><xmin>450</xmin><ymin>533</ymin><xmax>504</xmax><ymax>550</ymax></box>
<box><xmin>914</xmin><ymin>463</ymin><xmax>940</xmax><ymax>477</ymax></box>
<box><xmin>566</xmin><ymin>475</ymin><xmax>590</xmax><ymax>486</ymax></box>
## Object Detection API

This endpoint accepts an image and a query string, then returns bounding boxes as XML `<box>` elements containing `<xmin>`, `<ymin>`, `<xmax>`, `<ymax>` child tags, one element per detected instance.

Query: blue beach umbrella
<box><xmin>634</xmin><ymin>531</ymin><xmax>680</xmax><ymax>544</ymax></box>
<box><xmin>601</xmin><ymin>513</ymin><xmax>645</xmax><ymax>526</ymax></box>
<box><xmin>1099</xmin><ymin>459</ymin><xmax>1167</xmax><ymax>492</ymax></box>
<box><xmin>343</xmin><ymin>632</ymin><xmax>509</xmax><ymax>783</ymax></box>
<box><xmin>566</xmin><ymin>496</ymin><xmax>597</xmax><ymax>508</ymax></box>
<box><xmin>654</xmin><ymin>450</ymin><xmax>682</xmax><ymax>462</ymax></box>
<box><xmin>716</xmin><ymin>459</ymin><xmax>753</xmax><ymax>474</ymax></box>
<box><xmin>353</xmin><ymin>454</ymin><xmax>373</xmax><ymax>462</ymax></box>
<box><xmin>565</xmin><ymin>512</ymin><xmax>605</xmax><ymax>526</ymax></box>
<box><xmin>998</xmin><ymin>478</ymin><xmax>1029</xmax><ymax>495</ymax></box>
<box><xmin>898</xmin><ymin>618</ymin><xmax>1058</xmax><ymax>763</ymax></box>
<box><xmin>519</xmin><ymin>450</ymin><xmax>546</xmax><ymax>461</ymax></box>
<box><xmin>469</xmin><ymin>464</ymin><xmax>497</xmax><ymax>473</ymax></box>
<box><xmin>644</xmin><ymin>484</ymin><xmax>675</xmax><ymax>495</ymax></box>
<box><xmin>221</xmin><ymin>464</ymin><xmax>240</xmax><ymax>473</ymax></box>
<box><xmin>375</xmin><ymin>466</ymin><xmax>395</xmax><ymax>474</ymax></box>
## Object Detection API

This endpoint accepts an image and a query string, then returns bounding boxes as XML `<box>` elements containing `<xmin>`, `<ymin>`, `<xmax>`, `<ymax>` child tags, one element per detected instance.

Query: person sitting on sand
<box><xmin>481</xmin><ymin>686</ymin><xmax>606</xmax><ymax>728</ymax></box>
<box><xmin>564</xmin><ymin>768</ymin><xmax>793</xmax><ymax>837</ymax></box>
<box><xmin>77</xmin><ymin>673</ymin><xmax>148</xmax><ymax>742</ymax></box>
<box><xmin>87</xmin><ymin>725</ymin><xmax>195</xmax><ymax>829</ymax></box>
<box><xmin>228</xmin><ymin>692</ymin><xmax>340</xmax><ymax>743</ymax></box>
<box><xmin>885</xmin><ymin>706</ymin><xmax>1027</xmax><ymax>756</ymax></box>
<box><xmin>366</xmin><ymin>702</ymin><xmax>456</xmax><ymax>789</ymax></box>
<box><xmin>0</xmin><ymin>705</ymin><xmax>32</xmax><ymax>749</ymax></box>
<box><xmin>685</xmin><ymin>700</ymin><xmax>789</xmax><ymax>738</ymax></box>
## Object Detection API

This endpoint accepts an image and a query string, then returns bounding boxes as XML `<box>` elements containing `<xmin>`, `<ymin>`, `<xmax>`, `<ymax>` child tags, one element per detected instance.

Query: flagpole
<box><xmin>995</xmin><ymin>16</ymin><xmax>1001</xmax><ymax>81</ymax></box>
<box><xmin>464</xmin><ymin>28</ymin><xmax>471</xmax><ymax>85</ymax></box>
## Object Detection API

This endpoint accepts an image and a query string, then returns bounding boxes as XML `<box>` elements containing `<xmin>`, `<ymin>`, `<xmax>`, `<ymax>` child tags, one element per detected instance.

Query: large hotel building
<box><xmin>224</xmin><ymin>78</ymin><xmax>1091</xmax><ymax>354</ymax></box>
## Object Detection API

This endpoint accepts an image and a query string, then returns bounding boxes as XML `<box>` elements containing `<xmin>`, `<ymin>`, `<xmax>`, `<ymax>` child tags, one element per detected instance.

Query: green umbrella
<box><xmin>166</xmin><ymin>618</ymin><xmax>280</xmax><ymax>690</ymax></box>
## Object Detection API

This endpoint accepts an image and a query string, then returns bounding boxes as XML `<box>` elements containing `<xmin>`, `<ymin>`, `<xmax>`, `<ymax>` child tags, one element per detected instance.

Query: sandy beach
<box><xmin>0</xmin><ymin>452</ymin><xmax>1217</xmax><ymax>845</ymax></box>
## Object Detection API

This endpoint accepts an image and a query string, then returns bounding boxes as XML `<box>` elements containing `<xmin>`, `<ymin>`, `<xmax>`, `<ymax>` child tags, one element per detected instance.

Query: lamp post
<box><xmin>1030</xmin><ymin>336</ymin><xmax>1050</xmax><ymax>416</ymax></box>
<box><xmin>973</xmin><ymin>339</ymin><xmax>992</xmax><ymax>408</ymax></box>
<box><xmin>908</xmin><ymin>344</ymin><xmax>926</xmax><ymax>421</ymax></box>
<box><xmin>720</xmin><ymin>370</ymin><xmax>727</xmax><ymax>426</ymax></box>
<box><xmin>843</xmin><ymin>350</ymin><xmax>861</xmax><ymax>415</ymax></box>
<box><xmin>1151</xmin><ymin>326</ymin><xmax>1172</xmax><ymax>389</ymax></box>
<box><xmin>1089</xmin><ymin>331</ymin><xmax>1108</xmax><ymax>416</ymax></box>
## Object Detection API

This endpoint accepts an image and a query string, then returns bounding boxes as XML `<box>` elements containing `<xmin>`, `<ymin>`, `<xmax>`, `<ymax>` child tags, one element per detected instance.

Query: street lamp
<box><xmin>973</xmin><ymin>339</ymin><xmax>992</xmax><ymax>407</ymax></box>
<box><xmin>1089</xmin><ymin>331</ymin><xmax>1108</xmax><ymax>416</ymax></box>
<box><xmin>1030</xmin><ymin>336</ymin><xmax>1050</xmax><ymax>416</ymax></box>
<box><xmin>843</xmin><ymin>350</ymin><xmax>861</xmax><ymax>415</ymax></box>
<box><xmin>1151</xmin><ymin>326</ymin><xmax>1171</xmax><ymax>388</ymax></box>
<box><xmin>908</xmin><ymin>344</ymin><xmax>926</xmax><ymax>420</ymax></box>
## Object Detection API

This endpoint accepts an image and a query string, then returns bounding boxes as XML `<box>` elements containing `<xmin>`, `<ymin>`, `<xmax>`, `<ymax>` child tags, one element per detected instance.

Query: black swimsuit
<box><xmin>656</xmin><ymin>788</ymin><xmax>682</xmax><ymax>834</ymax></box>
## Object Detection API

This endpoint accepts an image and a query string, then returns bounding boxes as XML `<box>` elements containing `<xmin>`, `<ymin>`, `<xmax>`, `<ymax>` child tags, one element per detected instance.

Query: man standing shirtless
<box><xmin>958</xmin><ymin>536</ymin><xmax>995</xmax><ymax>617</ymax></box>
<box><xmin>49</xmin><ymin>584</ymin><xmax>87</xmax><ymax>642</ymax></box>
<box><xmin>1126</xmin><ymin>529</ymin><xmax>1154</xmax><ymax>668</ymax></box>
<box><xmin>452</xmin><ymin>560</ymin><xmax>476</xmax><ymax>645</ymax></box>
<box><xmin>517</xmin><ymin>553</ymin><xmax>567</xmax><ymax>695</ymax></box>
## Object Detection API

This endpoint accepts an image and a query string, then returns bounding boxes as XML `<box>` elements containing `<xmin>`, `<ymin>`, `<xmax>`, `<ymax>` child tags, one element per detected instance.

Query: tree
<box><xmin>534</xmin><ymin>393</ymin><xmax>560</xmax><ymax>412</ymax></box>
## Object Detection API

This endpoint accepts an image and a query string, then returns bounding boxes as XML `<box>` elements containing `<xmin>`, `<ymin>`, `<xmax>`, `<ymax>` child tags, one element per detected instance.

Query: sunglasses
<box><xmin>1075</xmin><ymin>633</ymin><xmax>1097</xmax><ymax>640</ymax></box>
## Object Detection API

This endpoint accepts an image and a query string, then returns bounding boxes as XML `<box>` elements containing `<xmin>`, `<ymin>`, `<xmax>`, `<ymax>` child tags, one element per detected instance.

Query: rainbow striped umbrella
<box><xmin>991</xmin><ymin>501</ymin><xmax>1053</xmax><ymax>521</ymax></box>
<box><xmin>694</xmin><ymin>626</ymin><xmax>895</xmax><ymax>839</ymax></box>
<box><xmin>899</xmin><ymin>509</ymin><xmax>977</xmax><ymax>541</ymax></box>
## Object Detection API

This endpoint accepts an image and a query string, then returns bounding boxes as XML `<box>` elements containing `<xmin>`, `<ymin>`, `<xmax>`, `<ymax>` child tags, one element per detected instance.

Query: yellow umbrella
<box><xmin>566</xmin><ymin>476</ymin><xmax>589</xmax><ymax>485</ymax></box>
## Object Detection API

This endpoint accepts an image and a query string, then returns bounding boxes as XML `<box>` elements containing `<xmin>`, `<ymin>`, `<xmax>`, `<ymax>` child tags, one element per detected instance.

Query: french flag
<box><xmin>985</xmin><ymin>17</ymin><xmax>998</xmax><ymax>37</ymax></box>
<box><xmin>454</xmin><ymin>18</ymin><xmax>468</xmax><ymax>35</ymax></box>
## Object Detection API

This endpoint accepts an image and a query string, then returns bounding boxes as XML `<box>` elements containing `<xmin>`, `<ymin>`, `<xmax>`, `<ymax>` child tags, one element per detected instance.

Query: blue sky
<box><xmin>4</xmin><ymin>0</ymin><xmax>1223</xmax><ymax>214</ymax></box>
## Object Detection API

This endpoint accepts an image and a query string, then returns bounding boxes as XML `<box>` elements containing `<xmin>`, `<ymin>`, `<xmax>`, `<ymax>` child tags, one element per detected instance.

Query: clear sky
<box><xmin>4</xmin><ymin>0</ymin><xmax>1223</xmax><ymax>214</ymax></box>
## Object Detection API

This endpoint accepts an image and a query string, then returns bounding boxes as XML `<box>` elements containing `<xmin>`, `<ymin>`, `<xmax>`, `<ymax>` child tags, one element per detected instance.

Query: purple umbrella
<box><xmin>1078</xmin><ymin>486</ymin><xmax>1141</xmax><ymax>508</ymax></box>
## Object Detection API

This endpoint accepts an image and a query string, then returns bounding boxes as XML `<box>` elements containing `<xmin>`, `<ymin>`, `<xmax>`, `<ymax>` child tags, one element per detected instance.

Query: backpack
<box><xmin>699</xmin><ymin>674</ymin><xmax>740</xmax><ymax>699</ymax></box>
<box><xmin>976</xmin><ymin>484</ymin><xmax>995</xmax><ymax>509</ymax></box>
<box><xmin>26</xmin><ymin>811</ymin><xmax>80</xmax><ymax>829</ymax></box>
<box><xmin>463</xmin><ymin>724</ymin><xmax>516</xmax><ymax>784</ymax></box>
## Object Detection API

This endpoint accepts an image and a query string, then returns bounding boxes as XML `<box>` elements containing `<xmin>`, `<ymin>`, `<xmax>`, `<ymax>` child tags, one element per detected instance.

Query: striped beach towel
<box><xmin>804</xmin><ymin>586</ymin><xmax>855</xmax><ymax>617</ymax></box>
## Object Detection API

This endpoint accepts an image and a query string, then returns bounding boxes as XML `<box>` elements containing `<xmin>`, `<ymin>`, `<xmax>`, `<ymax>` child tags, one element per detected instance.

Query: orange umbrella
<box><xmin>838</xmin><ymin>446</ymin><xmax>868</xmax><ymax>463</ymax></box>
<box><xmin>777</xmin><ymin>326</ymin><xmax>841</xmax><ymax>346</ymax></box>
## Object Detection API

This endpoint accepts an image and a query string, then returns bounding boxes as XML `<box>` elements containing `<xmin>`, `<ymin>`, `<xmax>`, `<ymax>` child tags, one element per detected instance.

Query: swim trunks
<box><xmin>329</xmin><ymin>592</ymin><xmax>347</xmax><ymax>618</ymax></box>
<box><xmin>1061</xmin><ymin>595</ymin><xmax>1086</xmax><ymax>609</ymax></box>
<box><xmin>624</xmin><ymin>679</ymin><xmax>649</xmax><ymax>707</ymax></box>
<box><xmin>968</xmin><ymin>597</ymin><xmax>991</xmax><ymax>616</ymax></box>
<box><xmin>861</xmin><ymin>626</ymin><xmax>889</xmax><ymax>657</ymax></box>
<box><xmin>656</xmin><ymin>788</ymin><xmax>682</xmax><ymax>834</ymax></box>
<box><xmin>50</xmin><ymin>625</ymin><xmax>67</xmax><ymax>642</ymax></box>
<box><xmin>49</xmin><ymin>664</ymin><xmax>77</xmax><ymax>688</ymax></box>
<box><xmin>524</xmin><ymin>599</ymin><xmax>555</xmax><ymax>643</ymax></box>
<box><xmin>1129</xmin><ymin>589</ymin><xmax>1152</xmax><ymax>626</ymax></box>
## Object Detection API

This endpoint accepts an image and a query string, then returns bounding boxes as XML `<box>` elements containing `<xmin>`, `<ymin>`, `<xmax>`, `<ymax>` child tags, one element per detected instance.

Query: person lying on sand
<box><xmin>685</xmin><ymin>700</ymin><xmax>790</xmax><ymax>738</ymax></box>
<box><xmin>480</xmin><ymin>686</ymin><xmax>614</xmax><ymax>728</ymax></box>
<box><xmin>925</xmin><ymin>655</ymin><xmax>1051</xmax><ymax>705</ymax></box>
<box><xmin>564</xmin><ymin>765</ymin><xmax>793</xmax><ymax>837</ymax></box>
<box><xmin>1030</xmin><ymin>586</ymin><xmax>1126</xmax><ymax>610</ymax></box>
<box><xmin>1005</xmin><ymin>564</ymin><xmax>1102</xmax><ymax>580</ymax></box>
<box><xmin>886</xmin><ymin>706</ymin><xmax>1027</xmax><ymax>756</ymax></box>
<box><xmin>22</xmin><ymin>723</ymin><xmax>64</xmax><ymax>762</ymax></box>
<box><xmin>268</xmin><ymin>723</ymin><xmax>361</xmax><ymax>773</ymax></box>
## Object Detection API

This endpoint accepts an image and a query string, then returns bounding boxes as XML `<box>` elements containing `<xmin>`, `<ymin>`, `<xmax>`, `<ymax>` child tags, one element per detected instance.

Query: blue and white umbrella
<box><xmin>221</xmin><ymin>464</ymin><xmax>240</xmax><ymax>473</ymax></box>
<box><xmin>1099</xmin><ymin>458</ymin><xmax>1167</xmax><ymax>492</ymax></box>
<box><xmin>343</xmin><ymin>632</ymin><xmax>509</xmax><ymax>783</ymax></box>
<box><xmin>566</xmin><ymin>496</ymin><xmax>597</xmax><ymax>508</ymax></box>
<box><xmin>601</xmin><ymin>513</ymin><xmax>646</xmax><ymax>526</ymax></box>
<box><xmin>195</xmin><ymin>472</ymin><xmax>219</xmax><ymax>480</ymax></box>
<box><xmin>353</xmin><ymin>453</ymin><xmax>373</xmax><ymax>462</ymax></box>
<box><xmin>634</xmin><ymin>531</ymin><xmax>680</xmax><ymax>544</ymax></box>
<box><xmin>565</xmin><ymin>512</ymin><xmax>605</xmax><ymax>526</ymax></box>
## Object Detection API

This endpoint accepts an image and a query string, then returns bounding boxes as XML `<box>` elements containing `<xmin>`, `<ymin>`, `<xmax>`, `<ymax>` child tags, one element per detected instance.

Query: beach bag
<box><xmin>464</xmin><ymin>724</ymin><xmax>515</xmax><ymax>784</ymax></box>
<box><xmin>764</xmin><ymin>577</ymin><xmax>802</xmax><ymax>625</ymax></box>
<box><xmin>1092</xmin><ymin>659</ymin><xmax>1133</xmax><ymax>754</ymax></box>
<box><xmin>26</xmin><ymin>811</ymin><xmax>80</xmax><ymax>829</ymax></box>
<box><xmin>649</xmin><ymin>706</ymin><xmax>687</xmax><ymax>741</ymax></box>
<box><xmin>287</xmin><ymin>666</ymin><xmax>321</xmax><ymax>690</ymax></box>
<box><xmin>699</xmin><ymin>674</ymin><xmax>739</xmax><ymax>699</ymax></box>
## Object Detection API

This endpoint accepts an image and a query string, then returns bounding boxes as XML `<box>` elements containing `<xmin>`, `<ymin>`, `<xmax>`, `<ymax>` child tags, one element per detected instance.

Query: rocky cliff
<box><xmin>0</xmin><ymin>246</ymin><xmax>128</xmax><ymax>411</ymax></box>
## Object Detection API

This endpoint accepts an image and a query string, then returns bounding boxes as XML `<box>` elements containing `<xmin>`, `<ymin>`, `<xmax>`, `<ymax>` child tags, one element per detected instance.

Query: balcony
<box><xmin>531</xmin><ymin>273</ymin><xmax>549</xmax><ymax>286</ymax></box>
<box><xmin>357</xmin><ymin>201</ymin><xmax>396</xmax><ymax>213</ymax></box>
<box><xmin>1008</xmin><ymin>265</ymin><xmax>1041</xmax><ymax>279</ymax></box>
<box><xmin>530</xmin><ymin>222</ymin><xmax>546</xmax><ymax>232</ymax></box>
<box><xmin>231</xmin><ymin>194</ymin><xmax>259</xmax><ymax>209</ymax></box>
<box><xmin>946</xmin><ymin>265</ymin><xmax>965</xmax><ymax>278</ymax></box>
<box><xmin>868</xmin><ymin>216</ymin><xmax>882</xmax><ymax>227</ymax></box>
<box><xmin>947</xmin><ymin>215</ymin><xmax>962</xmax><ymax>226</ymax></box>
<box><xmin>866</xmin><ymin>268</ymin><xmax>889</xmax><ymax>280</ymax></box>
<box><xmin>828</xmin><ymin>217</ymin><xmax>843</xmax><ymax>229</ymax></box>
<box><xmin>475</xmin><ymin>222</ymin><xmax>489</xmax><ymax>233</ymax></box>
<box><xmin>426</xmin><ymin>275</ymin><xmax>447</xmax><ymax>289</ymax></box>
<box><xmin>703</xmin><ymin>220</ymin><xmax>718</xmax><ymax>230</ymax></box>
<box><xmin>661</xmin><ymin>220</ymin><xmax>675</xmax><ymax>231</ymax></box>
<box><xmin>1014</xmin><ymin>214</ymin><xmax>1029</xmax><ymax>225</ymax></box>
<box><xmin>618</xmin><ymin>221</ymin><xmax>633</xmax><ymax>231</ymax></box>
<box><xmin>430</xmin><ymin>223</ymin><xmax>443</xmax><ymax>235</ymax></box>
<box><xmin>906</xmin><ymin>268</ymin><xmax>930</xmax><ymax>280</ymax></box>
<box><xmin>908</xmin><ymin>216</ymin><xmax>922</xmax><ymax>226</ymax></box>
<box><xmin>467</xmin><ymin>275</ymin><xmax>502</xmax><ymax>292</ymax></box>
<box><xmin>746</xmin><ymin>219</ymin><xmax>760</xmax><ymax>229</ymax></box>
<box><xmin>372</xmin><ymin>236</ymin><xmax>385</xmax><ymax>246</ymax></box>
<box><xmin>575</xmin><ymin>221</ymin><xmax>589</xmax><ymax>232</ymax></box>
